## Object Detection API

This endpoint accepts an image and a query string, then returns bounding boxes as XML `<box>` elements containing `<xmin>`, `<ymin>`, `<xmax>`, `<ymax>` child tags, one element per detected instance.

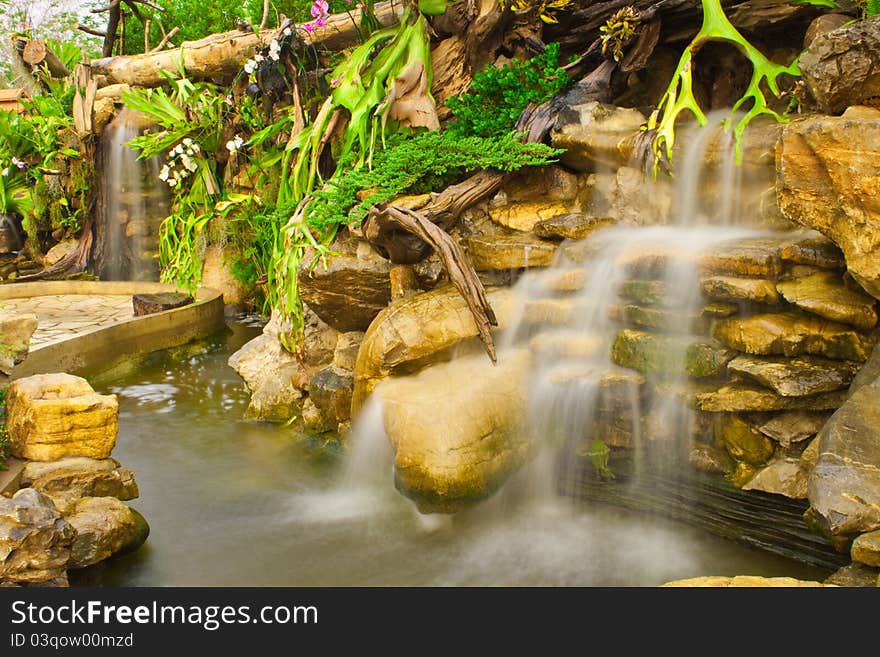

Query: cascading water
<box><xmin>96</xmin><ymin>108</ymin><xmax>169</xmax><ymax>281</ymax></box>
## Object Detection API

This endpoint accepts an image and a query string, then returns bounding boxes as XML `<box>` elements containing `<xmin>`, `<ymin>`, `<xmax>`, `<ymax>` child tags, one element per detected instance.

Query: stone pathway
<box><xmin>0</xmin><ymin>294</ymin><xmax>134</xmax><ymax>348</ymax></box>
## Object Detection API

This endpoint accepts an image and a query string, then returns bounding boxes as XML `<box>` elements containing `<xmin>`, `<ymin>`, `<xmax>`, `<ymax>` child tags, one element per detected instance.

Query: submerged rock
<box><xmin>776</xmin><ymin>271</ymin><xmax>878</xmax><ymax>331</ymax></box>
<box><xmin>799</xmin><ymin>16</ymin><xmax>880</xmax><ymax>114</ymax></box>
<box><xmin>777</xmin><ymin>112</ymin><xmax>880</xmax><ymax>298</ymax></box>
<box><xmin>700</xmin><ymin>275</ymin><xmax>781</xmax><ymax>305</ymax></box>
<box><xmin>66</xmin><ymin>497</ymin><xmax>150</xmax><ymax>569</ymax></box>
<box><xmin>851</xmin><ymin>530</ymin><xmax>880</xmax><ymax>568</ymax></box>
<box><xmin>376</xmin><ymin>349</ymin><xmax>533</xmax><ymax>513</ymax></box>
<box><xmin>712</xmin><ymin>311</ymin><xmax>875</xmax><ymax>361</ymax></box>
<box><xmin>0</xmin><ymin>488</ymin><xmax>74</xmax><ymax>586</ymax></box>
<box><xmin>6</xmin><ymin>374</ymin><xmax>119</xmax><ymax>462</ymax></box>
<box><xmin>727</xmin><ymin>354</ymin><xmax>861</xmax><ymax>397</ymax></box>
<box><xmin>808</xmin><ymin>384</ymin><xmax>880</xmax><ymax>536</ymax></box>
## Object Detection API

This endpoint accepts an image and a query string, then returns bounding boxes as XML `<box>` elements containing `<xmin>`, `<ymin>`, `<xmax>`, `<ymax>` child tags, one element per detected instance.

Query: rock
<box><xmin>389</xmin><ymin>264</ymin><xmax>419</xmax><ymax>301</ymax></box>
<box><xmin>849</xmin><ymin>343</ymin><xmax>880</xmax><ymax>395</ymax></box>
<box><xmin>779</xmin><ymin>233</ymin><xmax>845</xmax><ymax>269</ymax></box>
<box><xmin>132</xmin><ymin>292</ymin><xmax>193</xmax><ymax>316</ymax></box>
<box><xmin>465</xmin><ymin>233</ymin><xmax>558</xmax><ymax>270</ymax></box>
<box><xmin>610</xmin><ymin>329</ymin><xmax>732</xmax><ymax>378</ymax></box>
<box><xmin>727</xmin><ymin>354</ymin><xmax>861</xmax><ymax>397</ymax></box>
<box><xmin>712</xmin><ymin>311</ymin><xmax>875</xmax><ymax>362</ymax></box>
<box><xmin>43</xmin><ymin>239</ymin><xmax>78</xmax><ymax>267</ymax></box>
<box><xmin>301</xmin><ymin>397</ymin><xmax>333</xmax><ymax>434</ymax></box>
<box><xmin>352</xmin><ymin>286</ymin><xmax>519</xmax><ymax>413</ymax></box>
<box><xmin>550</xmin><ymin>101</ymin><xmax>646</xmax><ymax>172</ymax></box>
<box><xmin>851</xmin><ymin>530</ymin><xmax>880</xmax><ymax>567</ymax></box>
<box><xmin>662</xmin><ymin>576</ymin><xmax>829</xmax><ymax>587</ymax></box>
<box><xmin>376</xmin><ymin>349</ymin><xmax>533</xmax><ymax>513</ymax></box>
<box><xmin>757</xmin><ymin>411</ymin><xmax>830</xmax><ymax>447</ymax></box>
<box><xmin>501</xmin><ymin>165</ymin><xmax>579</xmax><ymax>203</ymax></box>
<box><xmin>742</xmin><ymin>454</ymin><xmax>808</xmax><ymax>499</ymax></box>
<box><xmin>200</xmin><ymin>244</ymin><xmax>251</xmax><ymax>306</ymax></box>
<box><xmin>808</xmin><ymin>384</ymin><xmax>880</xmax><ymax>536</ymax></box>
<box><xmin>6</xmin><ymin>374</ymin><xmax>118</xmax><ymax>461</ymax></box>
<box><xmin>776</xmin><ymin>271</ymin><xmax>878</xmax><ymax>331</ymax></box>
<box><xmin>412</xmin><ymin>252</ymin><xmax>446</xmax><ymax>289</ymax></box>
<box><xmin>804</xmin><ymin>13</ymin><xmax>852</xmax><ymax>50</ymax></box>
<box><xmin>824</xmin><ymin>562</ymin><xmax>880</xmax><ymax>587</ymax></box>
<box><xmin>333</xmin><ymin>331</ymin><xmax>364</xmax><ymax>371</ymax></box>
<box><xmin>0</xmin><ymin>488</ymin><xmax>74</xmax><ymax>586</ymax></box>
<box><xmin>21</xmin><ymin>457</ymin><xmax>138</xmax><ymax>515</ymax></box>
<box><xmin>227</xmin><ymin>311</ymin><xmax>315</xmax><ymax>421</ymax></box>
<box><xmin>618</xmin><ymin>279</ymin><xmax>667</xmax><ymax>306</ymax></box>
<box><xmin>298</xmin><ymin>237</ymin><xmax>392</xmax><ymax>332</ymax></box>
<box><xmin>688</xmin><ymin>443</ymin><xmax>735</xmax><ymax>474</ymax></box>
<box><xmin>66</xmin><ymin>497</ymin><xmax>149</xmax><ymax>569</ymax></box>
<box><xmin>308</xmin><ymin>366</ymin><xmax>354</xmax><ymax>428</ymax></box>
<box><xmin>529</xmin><ymin>331</ymin><xmax>602</xmax><ymax>360</ymax></box>
<box><xmin>692</xmin><ymin>381</ymin><xmax>847</xmax><ymax>412</ymax></box>
<box><xmin>799</xmin><ymin>16</ymin><xmax>880</xmax><ymax>114</ymax></box>
<box><xmin>0</xmin><ymin>312</ymin><xmax>38</xmax><ymax>375</ymax></box>
<box><xmin>777</xmin><ymin>113</ymin><xmax>880</xmax><ymax>298</ymax></box>
<box><xmin>583</xmin><ymin>369</ymin><xmax>646</xmax><ymax>449</ymax></box>
<box><xmin>702</xmin><ymin>302</ymin><xmax>739</xmax><ymax>318</ymax></box>
<box><xmin>715</xmin><ymin>414</ymin><xmax>776</xmax><ymax>466</ymax></box>
<box><xmin>532</xmin><ymin>214</ymin><xmax>614</xmax><ymax>241</ymax></box>
<box><xmin>700</xmin><ymin>275</ymin><xmax>781</xmax><ymax>304</ymax></box>
<box><xmin>487</xmin><ymin>201</ymin><xmax>573</xmax><ymax>233</ymax></box>
<box><xmin>611</xmin><ymin>166</ymin><xmax>673</xmax><ymax>225</ymax></box>
<box><xmin>698</xmin><ymin>237</ymin><xmax>785</xmax><ymax>278</ymax></box>
<box><xmin>521</xmin><ymin>298</ymin><xmax>575</xmax><ymax>327</ymax></box>
<box><xmin>91</xmin><ymin>97</ymin><xmax>115</xmax><ymax>136</ymax></box>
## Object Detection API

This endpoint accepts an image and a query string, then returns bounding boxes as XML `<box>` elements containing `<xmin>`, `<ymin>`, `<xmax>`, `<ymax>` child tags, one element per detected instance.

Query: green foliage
<box><xmin>445</xmin><ymin>43</ymin><xmax>570</xmax><ymax>138</ymax></box>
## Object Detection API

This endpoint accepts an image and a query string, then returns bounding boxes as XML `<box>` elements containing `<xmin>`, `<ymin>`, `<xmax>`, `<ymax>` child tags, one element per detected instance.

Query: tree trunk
<box><xmin>20</xmin><ymin>39</ymin><xmax>70</xmax><ymax>78</ymax></box>
<box><xmin>89</xmin><ymin>1</ymin><xmax>405</xmax><ymax>88</ymax></box>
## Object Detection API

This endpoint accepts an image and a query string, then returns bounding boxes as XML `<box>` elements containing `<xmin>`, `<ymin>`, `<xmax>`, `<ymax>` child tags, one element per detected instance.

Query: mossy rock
<box><xmin>611</xmin><ymin>329</ymin><xmax>732</xmax><ymax>378</ymax></box>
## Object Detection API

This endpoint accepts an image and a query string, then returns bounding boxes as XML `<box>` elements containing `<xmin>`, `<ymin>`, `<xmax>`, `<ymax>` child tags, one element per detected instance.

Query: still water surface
<box><xmin>77</xmin><ymin>320</ymin><xmax>831</xmax><ymax>586</ymax></box>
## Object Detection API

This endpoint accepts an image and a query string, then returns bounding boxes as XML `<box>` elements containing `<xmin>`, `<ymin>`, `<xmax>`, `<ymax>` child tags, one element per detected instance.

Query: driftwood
<box><xmin>89</xmin><ymin>1</ymin><xmax>405</xmax><ymax>88</ymax></box>
<box><xmin>364</xmin><ymin>203</ymin><xmax>499</xmax><ymax>363</ymax></box>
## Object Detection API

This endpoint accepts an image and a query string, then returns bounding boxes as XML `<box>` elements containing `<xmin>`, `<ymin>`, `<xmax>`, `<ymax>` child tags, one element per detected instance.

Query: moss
<box><xmin>611</xmin><ymin>329</ymin><xmax>732</xmax><ymax>378</ymax></box>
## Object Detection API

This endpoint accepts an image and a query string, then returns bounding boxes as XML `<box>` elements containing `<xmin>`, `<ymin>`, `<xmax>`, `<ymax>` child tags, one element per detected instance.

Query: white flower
<box><xmin>168</xmin><ymin>178</ymin><xmax>178</xmax><ymax>188</ymax></box>
<box><xmin>11</xmin><ymin>156</ymin><xmax>25</xmax><ymax>169</ymax></box>
<box><xmin>282</xmin><ymin>27</ymin><xmax>291</xmax><ymax>37</ymax></box>
<box><xmin>1</xmin><ymin>167</ymin><xmax>8</xmax><ymax>177</ymax></box>
<box><xmin>182</xmin><ymin>137</ymin><xmax>193</xmax><ymax>146</ymax></box>
<box><xmin>269</xmin><ymin>50</ymin><xmax>280</xmax><ymax>61</ymax></box>
<box><xmin>174</xmin><ymin>144</ymin><xmax>184</xmax><ymax>155</ymax></box>
<box><xmin>158</xmin><ymin>166</ymin><xmax>169</xmax><ymax>181</ymax></box>
<box><xmin>269</xmin><ymin>40</ymin><xmax>280</xmax><ymax>52</ymax></box>
<box><xmin>226</xmin><ymin>140</ymin><xmax>238</xmax><ymax>153</ymax></box>
<box><xmin>184</xmin><ymin>159</ymin><xmax>198</xmax><ymax>173</ymax></box>
<box><xmin>254</xmin><ymin>53</ymin><xmax>264</xmax><ymax>62</ymax></box>
<box><xmin>244</xmin><ymin>60</ymin><xmax>256</xmax><ymax>74</ymax></box>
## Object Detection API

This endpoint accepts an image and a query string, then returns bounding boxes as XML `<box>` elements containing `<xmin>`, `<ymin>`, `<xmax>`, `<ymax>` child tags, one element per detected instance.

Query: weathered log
<box><xmin>547</xmin><ymin>0</ymin><xmax>829</xmax><ymax>50</ymax></box>
<box><xmin>20</xmin><ymin>39</ymin><xmax>70</xmax><ymax>78</ymax></box>
<box><xmin>363</xmin><ymin>203</ymin><xmax>499</xmax><ymax>362</ymax></box>
<box><xmin>89</xmin><ymin>1</ymin><xmax>405</xmax><ymax>88</ymax></box>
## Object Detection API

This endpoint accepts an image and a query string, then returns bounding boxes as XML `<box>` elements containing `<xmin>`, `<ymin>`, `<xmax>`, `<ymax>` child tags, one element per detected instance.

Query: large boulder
<box><xmin>5</xmin><ymin>373</ymin><xmax>119</xmax><ymax>461</ymax></box>
<box><xmin>798</xmin><ymin>16</ymin><xmax>880</xmax><ymax>115</ymax></box>
<box><xmin>550</xmin><ymin>101</ymin><xmax>646</xmax><ymax>172</ymax></box>
<box><xmin>0</xmin><ymin>312</ymin><xmax>38</xmax><ymax>375</ymax></box>
<box><xmin>21</xmin><ymin>457</ymin><xmax>139</xmax><ymax>515</ymax></box>
<box><xmin>298</xmin><ymin>235</ymin><xmax>392</xmax><ymax>332</ymax></box>
<box><xmin>66</xmin><ymin>497</ymin><xmax>150</xmax><ymax>569</ymax></box>
<box><xmin>352</xmin><ymin>285</ymin><xmax>519</xmax><ymax>413</ymax></box>
<box><xmin>0</xmin><ymin>488</ymin><xmax>74</xmax><ymax>586</ymax></box>
<box><xmin>808</xmin><ymin>383</ymin><xmax>880</xmax><ymax>536</ymax></box>
<box><xmin>375</xmin><ymin>349</ymin><xmax>533</xmax><ymax>513</ymax></box>
<box><xmin>777</xmin><ymin>110</ymin><xmax>880</xmax><ymax>298</ymax></box>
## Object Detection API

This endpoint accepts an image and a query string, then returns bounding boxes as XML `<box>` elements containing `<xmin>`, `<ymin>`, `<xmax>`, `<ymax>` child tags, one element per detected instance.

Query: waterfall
<box><xmin>96</xmin><ymin>108</ymin><xmax>169</xmax><ymax>281</ymax></box>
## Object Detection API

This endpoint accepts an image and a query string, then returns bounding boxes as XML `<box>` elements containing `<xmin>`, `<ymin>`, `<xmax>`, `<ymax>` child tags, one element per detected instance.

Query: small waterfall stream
<box><xmin>96</xmin><ymin>108</ymin><xmax>169</xmax><ymax>281</ymax></box>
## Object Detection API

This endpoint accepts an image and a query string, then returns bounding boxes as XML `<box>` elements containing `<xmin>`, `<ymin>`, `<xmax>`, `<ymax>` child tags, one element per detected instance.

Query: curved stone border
<box><xmin>1</xmin><ymin>281</ymin><xmax>225</xmax><ymax>379</ymax></box>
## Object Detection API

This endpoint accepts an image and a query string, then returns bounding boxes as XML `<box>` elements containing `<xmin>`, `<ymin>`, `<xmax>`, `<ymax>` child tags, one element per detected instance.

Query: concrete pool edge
<box><xmin>3</xmin><ymin>281</ymin><xmax>226</xmax><ymax>379</ymax></box>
